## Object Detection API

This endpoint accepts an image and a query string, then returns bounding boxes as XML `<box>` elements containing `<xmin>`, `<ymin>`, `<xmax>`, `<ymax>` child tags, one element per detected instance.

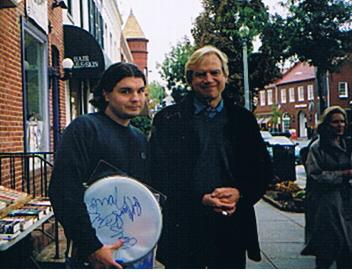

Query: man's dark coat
<box><xmin>150</xmin><ymin>93</ymin><xmax>273</xmax><ymax>267</ymax></box>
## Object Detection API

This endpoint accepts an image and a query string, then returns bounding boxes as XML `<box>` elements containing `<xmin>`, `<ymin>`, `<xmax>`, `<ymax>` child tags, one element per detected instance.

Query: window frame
<box><xmin>297</xmin><ymin>85</ymin><xmax>304</xmax><ymax>101</ymax></box>
<box><xmin>307</xmin><ymin>84</ymin><xmax>314</xmax><ymax>101</ymax></box>
<box><xmin>260</xmin><ymin>90</ymin><xmax>266</xmax><ymax>106</ymax></box>
<box><xmin>21</xmin><ymin>18</ymin><xmax>49</xmax><ymax>153</ymax></box>
<box><xmin>338</xmin><ymin>82</ymin><xmax>348</xmax><ymax>98</ymax></box>
<box><xmin>280</xmin><ymin>88</ymin><xmax>287</xmax><ymax>104</ymax></box>
<box><xmin>289</xmin><ymin>87</ymin><xmax>295</xmax><ymax>102</ymax></box>
<box><xmin>267</xmin><ymin>89</ymin><xmax>273</xmax><ymax>105</ymax></box>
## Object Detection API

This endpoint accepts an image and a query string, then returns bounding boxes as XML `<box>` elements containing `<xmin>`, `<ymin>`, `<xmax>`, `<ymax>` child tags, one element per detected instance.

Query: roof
<box><xmin>275</xmin><ymin>62</ymin><xmax>315</xmax><ymax>85</ymax></box>
<box><xmin>123</xmin><ymin>10</ymin><xmax>146</xmax><ymax>39</ymax></box>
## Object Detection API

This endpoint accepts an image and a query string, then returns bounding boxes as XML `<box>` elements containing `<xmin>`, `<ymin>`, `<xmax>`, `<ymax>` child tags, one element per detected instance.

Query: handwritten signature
<box><xmin>87</xmin><ymin>186</ymin><xmax>142</xmax><ymax>248</ymax></box>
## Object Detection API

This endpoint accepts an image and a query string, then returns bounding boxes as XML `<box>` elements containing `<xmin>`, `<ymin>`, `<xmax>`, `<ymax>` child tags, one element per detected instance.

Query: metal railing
<box><xmin>0</xmin><ymin>152</ymin><xmax>54</xmax><ymax>196</ymax></box>
<box><xmin>0</xmin><ymin>152</ymin><xmax>60</xmax><ymax>259</ymax></box>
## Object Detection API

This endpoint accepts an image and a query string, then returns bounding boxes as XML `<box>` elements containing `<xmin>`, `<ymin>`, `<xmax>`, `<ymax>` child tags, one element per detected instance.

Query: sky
<box><xmin>118</xmin><ymin>0</ymin><xmax>285</xmax><ymax>83</ymax></box>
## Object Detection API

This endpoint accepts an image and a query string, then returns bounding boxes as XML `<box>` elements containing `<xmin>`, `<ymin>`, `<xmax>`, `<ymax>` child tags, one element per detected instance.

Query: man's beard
<box><xmin>110</xmin><ymin>106</ymin><xmax>140</xmax><ymax>120</ymax></box>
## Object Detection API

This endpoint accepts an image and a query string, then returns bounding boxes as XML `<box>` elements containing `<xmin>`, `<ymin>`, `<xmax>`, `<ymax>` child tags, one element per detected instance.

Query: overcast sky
<box><xmin>118</xmin><ymin>0</ymin><xmax>285</xmax><ymax>83</ymax></box>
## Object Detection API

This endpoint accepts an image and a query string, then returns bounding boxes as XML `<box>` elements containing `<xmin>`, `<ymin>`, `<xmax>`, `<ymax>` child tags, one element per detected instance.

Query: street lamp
<box><xmin>239</xmin><ymin>24</ymin><xmax>251</xmax><ymax>111</ymax></box>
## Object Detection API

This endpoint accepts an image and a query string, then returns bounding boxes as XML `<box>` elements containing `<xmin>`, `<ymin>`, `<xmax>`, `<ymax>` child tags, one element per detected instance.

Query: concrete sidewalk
<box><xmin>247</xmin><ymin>200</ymin><xmax>315</xmax><ymax>269</ymax></box>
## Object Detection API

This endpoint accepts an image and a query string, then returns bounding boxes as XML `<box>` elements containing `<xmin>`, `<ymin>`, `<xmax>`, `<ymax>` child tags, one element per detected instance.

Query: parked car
<box><xmin>267</xmin><ymin>136</ymin><xmax>296</xmax><ymax>146</ymax></box>
<box><xmin>265</xmin><ymin>136</ymin><xmax>297</xmax><ymax>181</ymax></box>
<box><xmin>264</xmin><ymin>136</ymin><xmax>295</xmax><ymax>157</ymax></box>
<box><xmin>270</xmin><ymin>131</ymin><xmax>292</xmax><ymax>138</ymax></box>
<box><xmin>294</xmin><ymin>140</ymin><xmax>310</xmax><ymax>165</ymax></box>
<box><xmin>260</xmin><ymin>131</ymin><xmax>273</xmax><ymax>142</ymax></box>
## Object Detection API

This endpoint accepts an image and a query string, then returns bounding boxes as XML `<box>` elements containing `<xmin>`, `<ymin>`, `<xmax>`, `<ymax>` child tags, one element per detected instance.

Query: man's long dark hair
<box><xmin>90</xmin><ymin>62</ymin><xmax>146</xmax><ymax>112</ymax></box>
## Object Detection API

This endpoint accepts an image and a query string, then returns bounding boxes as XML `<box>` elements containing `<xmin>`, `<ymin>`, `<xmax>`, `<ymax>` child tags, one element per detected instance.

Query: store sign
<box><xmin>295</xmin><ymin>104</ymin><xmax>307</xmax><ymax>109</ymax></box>
<box><xmin>0</xmin><ymin>0</ymin><xmax>22</xmax><ymax>8</ymax></box>
<box><xmin>73</xmin><ymin>56</ymin><xmax>99</xmax><ymax>69</ymax></box>
<box><xmin>26</xmin><ymin>0</ymin><xmax>48</xmax><ymax>34</ymax></box>
<box><xmin>64</xmin><ymin>25</ymin><xmax>105</xmax><ymax>78</ymax></box>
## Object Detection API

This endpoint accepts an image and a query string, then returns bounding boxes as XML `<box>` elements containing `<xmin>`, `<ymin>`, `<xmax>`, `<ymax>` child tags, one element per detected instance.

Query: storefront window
<box><xmin>23</xmin><ymin>22</ymin><xmax>49</xmax><ymax>153</ymax></box>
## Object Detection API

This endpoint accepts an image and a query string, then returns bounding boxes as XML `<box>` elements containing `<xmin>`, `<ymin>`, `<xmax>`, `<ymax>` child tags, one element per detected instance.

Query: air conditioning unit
<box><xmin>0</xmin><ymin>0</ymin><xmax>22</xmax><ymax>8</ymax></box>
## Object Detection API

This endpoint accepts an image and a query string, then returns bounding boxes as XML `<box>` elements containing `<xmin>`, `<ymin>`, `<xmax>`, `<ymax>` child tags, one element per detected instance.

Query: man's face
<box><xmin>190</xmin><ymin>53</ymin><xmax>227</xmax><ymax>106</ymax></box>
<box><xmin>103</xmin><ymin>77</ymin><xmax>146</xmax><ymax>125</ymax></box>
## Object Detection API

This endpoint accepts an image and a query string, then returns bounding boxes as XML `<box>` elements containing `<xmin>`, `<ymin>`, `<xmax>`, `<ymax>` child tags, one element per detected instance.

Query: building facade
<box><xmin>255</xmin><ymin>60</ymin><xmax>352</xmax><ymax>139</ymax></box>
<box><xmin>0</xmin><ymin>0</ymin><xmax>147</xmax><ymax>167</ymax></box>
<box><xmin>61</xmin><ymin>0</ymin><xmax>134</xmax><ymax>124</ymax></box>
<box><xmin>0</xmin><ymin>0</ymin><xmax>65</xmax><ymax>154</ymax></box>
<box><xmin>123</xmin><ymin>10</ymin><xmax>149</xmax><ymax>79</ymax></box>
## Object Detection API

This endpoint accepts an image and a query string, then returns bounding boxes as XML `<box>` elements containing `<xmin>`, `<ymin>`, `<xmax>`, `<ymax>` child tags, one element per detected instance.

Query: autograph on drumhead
<box><xmin>86</xmin><ymin>186</ymin><xmax>142</xmax><ymax>248</ymax></box>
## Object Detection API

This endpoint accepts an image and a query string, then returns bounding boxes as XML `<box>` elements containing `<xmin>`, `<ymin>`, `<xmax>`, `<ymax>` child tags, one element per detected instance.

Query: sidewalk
<box><xmin>247</xmin><ymin>200</ymin><xmax>315</xmax><ymax>269</ymax></box>
<box><xmin>246</xmin><ymin>164</ymin><xmax>315</xmax><ymax>269</ymax></box>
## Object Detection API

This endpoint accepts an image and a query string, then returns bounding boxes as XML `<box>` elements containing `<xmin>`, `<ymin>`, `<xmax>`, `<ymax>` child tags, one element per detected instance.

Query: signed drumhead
<box><xmin>84</xmin><ymin>175</ymin><xmax>162</xmax><ymax>264</ymax></box>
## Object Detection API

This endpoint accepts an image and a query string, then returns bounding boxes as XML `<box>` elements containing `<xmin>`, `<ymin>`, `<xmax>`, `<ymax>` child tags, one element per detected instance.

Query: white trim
<box><xmin>267</xmin><ymin>89</ymin><xmax>273</xmax><ymax>105</ymax></box>
<box><xmin>260</xmin><ymin>90</ymin><xmax>266</xmax><ymax>106</ymax></box>
<box><xmin>297</xmin><ymin>86</ymin><xmax>304</xmax><ymax>101</ymax></box>
<box><xmin>338</xmin><ymin>82</ymin><xmax>348</xmax><ymax>98</ymax></box>
<box><xmin>280</xmin><ymin>88</ymin><xmax>287</xmax><ymax>103</ymax></box>
<box><xmin>289</xmin><ymin>87</ymin><xmax>295</xmax><ymax>102</ymax></box>
<box><xmin>307</xmin><ymin>84</ymin><xmax>314</xmax><ymax>100</ymax></box>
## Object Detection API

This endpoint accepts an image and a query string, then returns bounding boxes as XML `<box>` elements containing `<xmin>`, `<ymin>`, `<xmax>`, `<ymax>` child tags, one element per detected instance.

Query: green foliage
<box><xmin>148</xmin><ymin>81</ymin><xmax>165</xmax><ymax>103</ymax></box>
<box><xmin>131</xmin><ymin>116</ymin><xmax>152</xmax><ymax>136</ymax></box>
<box><xmin>158</xmin><ymin>37</ymin><xmax>195</xmax><ymax>103</ymax></box>
<box><xmin>283</xmin><ymin>0</ymin><xmax>352</xmax><ymax>70</ymax></box>
<box><xmin>267</xmin><ymin>0</ymin><xmax>352</xmax><ymax>113</ymax></box>
<box><xmin>191</xmin><ymin>0</ymin><xmax>282</xmax><ymax>105</ymax></box>
<box><xmin>271</xmin><ymin>104</ymin><xmax>282</xmax><ymax>128</ymax></box>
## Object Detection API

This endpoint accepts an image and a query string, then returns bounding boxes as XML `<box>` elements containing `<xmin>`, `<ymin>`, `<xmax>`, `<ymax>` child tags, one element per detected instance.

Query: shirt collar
<box><xmin>193</xmin><ymin>97</ymin><xmax>224</xmax><ymax>117</ymax></box>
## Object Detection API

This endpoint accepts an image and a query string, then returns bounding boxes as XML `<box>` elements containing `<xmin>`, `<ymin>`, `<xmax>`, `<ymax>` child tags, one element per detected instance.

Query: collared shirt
<box><xmin>193</xmin><ymin>97</ymin><xmax>224</xmax><ymax>118</ymax></box>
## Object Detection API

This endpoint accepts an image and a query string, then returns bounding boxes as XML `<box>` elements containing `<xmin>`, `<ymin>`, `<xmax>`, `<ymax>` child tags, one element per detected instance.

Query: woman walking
<box><xmin>302</xmin><ymin>106</ymin><xmax>352</xmax><ymax>268</ymax></box>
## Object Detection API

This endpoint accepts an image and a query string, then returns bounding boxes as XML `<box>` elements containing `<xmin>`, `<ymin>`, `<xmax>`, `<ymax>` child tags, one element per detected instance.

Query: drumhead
<box><xmin>84</xmin><ymin>175</ymin><xmax>162</xmax><ymax>264</ymax></box>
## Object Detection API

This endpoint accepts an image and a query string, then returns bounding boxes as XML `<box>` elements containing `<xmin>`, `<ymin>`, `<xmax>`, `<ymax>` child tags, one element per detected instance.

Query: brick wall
<box><xmin>127</xmin><ymin>38</ymin><xmax>148</xmax><ymax>73</ymax></box>
<box><xmin>0</xmin><ymin>3</ymin><xmax>24</xmax><ymax>153</ymax></box>
<box><xmin>329</xmin><ymin>60</ymin><xmax>352</xmax><ymax>108</ymax></box>
<box><xmin>0</xmin><ymin>1</ymin><xmax>64</xmax><ymax>191</ymax></box>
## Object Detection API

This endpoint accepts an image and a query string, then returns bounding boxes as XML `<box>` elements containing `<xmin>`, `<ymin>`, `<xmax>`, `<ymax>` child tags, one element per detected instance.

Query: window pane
<box><xmin>338</xmin><ymin>82</ymin><xmax>348</xmax><ymax>97</ymax></box>
<box><xmin>24</xmin><ymin>32</ymin><xmax>46</xmax><ymax>152</ymax></box>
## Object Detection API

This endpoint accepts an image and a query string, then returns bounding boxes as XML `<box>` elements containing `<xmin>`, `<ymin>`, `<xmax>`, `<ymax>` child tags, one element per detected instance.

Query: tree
<box><xmin>148</xmin><ymin>81</ymin><xmax>165</xmax><ymax>103</ymax></box>
<box><xmin>278</xmin><ymin>0</ymin><xmax>352</xmax><ymax>114</ymax></box>
<box><xmin>147</xmin><ymin>81</ymin><xmax>165</xmax><ymax>110</ymax></box>
<box><xmin>158</xmin><ymin>37</ymin><xmax>195</xmax><ymax>103</ymax></box>
<box><xmin>191</xmin><ymin>0</ymin><xmax>282</xmax><ymax>105</ymax></box>
<box><xmin>271</xmin><ymin>104</ymin><xmax>282</xmax><ymax>131</ymax></box>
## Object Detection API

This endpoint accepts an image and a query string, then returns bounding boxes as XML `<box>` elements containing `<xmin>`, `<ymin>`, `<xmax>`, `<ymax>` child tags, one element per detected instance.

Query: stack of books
<box><xmin>0</xmin><ymin>196</ymin><xmax>53</xmax><ymax>243</ymax></box>
<box><xmin>0</xmin><ymin>218</ymin><xmax>21</xmax><ymax>240</ymax></box>
<box><xmin>0</xmin><ymin>186</ymin><xmax>29</xmax><ymax>214</ymax></box>
<box><xmin>0</xmin><ymin>186</ymin><xmax>28</xmax><ymax>205</ymax></box>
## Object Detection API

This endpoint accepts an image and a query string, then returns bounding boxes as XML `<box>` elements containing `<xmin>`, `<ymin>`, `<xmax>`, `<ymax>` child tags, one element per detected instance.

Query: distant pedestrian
<box><xmin>150</xmin><ymin>45</ymin><xmax>273</xmax><ymax>268</ymax></box>
<box><xmin>302</xmin><ymin>106</ymin><xmax>352</xmax><ymax>268</ymax></box>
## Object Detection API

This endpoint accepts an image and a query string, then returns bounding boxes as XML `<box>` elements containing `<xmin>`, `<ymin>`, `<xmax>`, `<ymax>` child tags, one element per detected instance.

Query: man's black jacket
<box><xmin>150</xmin><ymin>92</ymin><xmax>273</xmax><ymax>265</ymax></box>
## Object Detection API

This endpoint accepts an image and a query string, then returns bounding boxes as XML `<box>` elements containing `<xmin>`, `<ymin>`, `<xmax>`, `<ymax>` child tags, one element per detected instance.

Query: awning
<box><xmin>64</xmin><ymin>25</ymin><xmax>105</xmax><ymax>79</ymax></box>
<box><xmin>257</xmin><ymin>118</ymin><xmax>264</xmax><ymax>124</ymax></box>
<box><xmin>262</xmin><ymin>117</ymin><xmax>271</xmax><ymax>124</ymax></box>
<box><xmin>0</xmin><ymin>0</ymin><xmax>21</xmax><ymax>8</ymax></box>
<box><xmin>257</xmin><ymin>117</ymin><xmax>271</xmax><ymax>124</ymax></box>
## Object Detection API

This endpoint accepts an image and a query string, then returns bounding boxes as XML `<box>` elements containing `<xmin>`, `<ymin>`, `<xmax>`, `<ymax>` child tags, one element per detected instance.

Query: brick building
<box><xmin>123</xmin><ymin>10</ymin><xmax>149</xmax><ymax>79</ymax></box>
<box><xmin>255</xmin><ymin>60</ymin><xmax>352</xmax><ymax>139</ymax></box>
<box><xmin>0</xmin><ymin>0</ymin><xmax>65</xmax><ymax>154</ymax></box>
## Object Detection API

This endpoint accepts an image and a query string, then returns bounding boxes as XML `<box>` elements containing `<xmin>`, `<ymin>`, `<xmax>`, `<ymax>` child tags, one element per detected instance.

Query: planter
<box><xmin>263</xmin><ymin>190</ymin><xmax>305</xmax><ymax>213</ymax></box>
